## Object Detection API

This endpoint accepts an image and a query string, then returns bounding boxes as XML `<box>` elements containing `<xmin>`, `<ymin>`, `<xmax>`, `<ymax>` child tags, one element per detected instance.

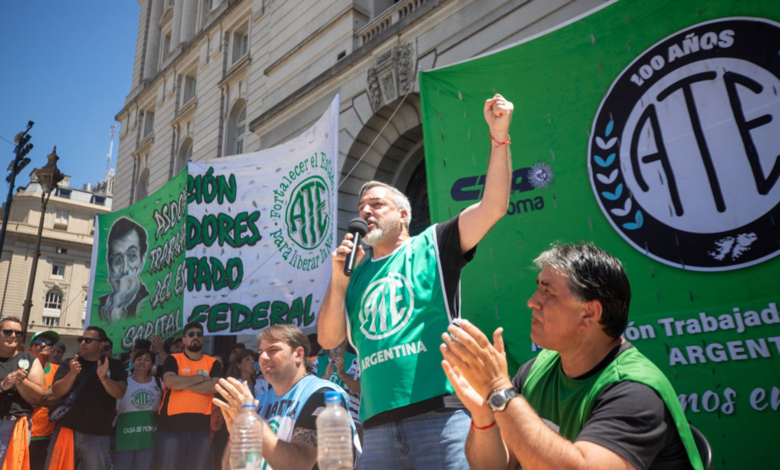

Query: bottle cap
<box><xmin>324</xmin><ymin>391</ymin><xmax>341</xmax><ymax>403</ymax></box>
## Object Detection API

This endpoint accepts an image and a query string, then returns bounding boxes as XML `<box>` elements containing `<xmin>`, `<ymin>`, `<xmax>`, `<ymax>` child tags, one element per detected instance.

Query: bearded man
<box><xmin>318</xmin><ymin>94</ymin><xmax>514</xmax><ymax>469</ymax></box>
<box><xmin>98</xmin><ymin>217</ymin><xmax>149</xmax><ymax>324</ymax></box>
<box><xmin>157</xmin><ymin>322</ymin><xmax>221</xmax><ymax>470</ymax></box>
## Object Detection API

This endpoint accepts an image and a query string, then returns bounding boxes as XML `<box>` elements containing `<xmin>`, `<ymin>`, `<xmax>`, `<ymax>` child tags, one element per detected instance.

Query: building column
<box><xmin>143</xmin><ymin>0</ymin><xmax>165</xmax><ymax>79</ymax></box>
<box><xmin>180</xmin><ymin>0</ymin><xmax>198</xmax><ymax>44</ymax></box>
<box><xmin>171</xmin><ymin>0</ymin><xmax>185</xmax><ymax>48</ymax></box>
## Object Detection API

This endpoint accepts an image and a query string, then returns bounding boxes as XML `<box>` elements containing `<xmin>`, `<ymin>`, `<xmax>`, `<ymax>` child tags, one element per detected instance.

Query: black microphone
<box><xmin>344</xmin><ymin>217</ymin><xmax>368</xmax><ymax>277</ymax></box>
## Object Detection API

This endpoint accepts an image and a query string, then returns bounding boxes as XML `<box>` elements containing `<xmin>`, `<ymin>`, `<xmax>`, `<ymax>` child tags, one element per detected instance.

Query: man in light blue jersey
<box><xmin>215</xmin><ymin>325</ymin><xmax>360</xmax><ymax>470</ymax></box>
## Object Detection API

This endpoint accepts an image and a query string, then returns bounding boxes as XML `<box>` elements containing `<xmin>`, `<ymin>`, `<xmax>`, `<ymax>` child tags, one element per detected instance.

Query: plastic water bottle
<box><xmin>317</xmin><ymin>391</ymin><xmax>353</xmax><ymax>470</ymax></box>
<box><xmin>230</xmin><ymin>398</ymin><xmax>264</xmax><ymax>470</ymax></box>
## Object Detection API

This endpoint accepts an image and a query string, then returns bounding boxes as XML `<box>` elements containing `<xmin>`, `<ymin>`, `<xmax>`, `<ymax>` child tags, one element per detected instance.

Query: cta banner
<box><xmin>87</xmin><ymin>169</ymin><xmax>187</xmax><ymax>351</ymax></box>
<box><xmin>419</xmin><ymin>0</ymin><xmax>779</xmax><ymax>467</ymax></box>
<box><xmin>184</xmin><ymin>96</ymin><xmax>339</xmax><ymax>335</ymax></box>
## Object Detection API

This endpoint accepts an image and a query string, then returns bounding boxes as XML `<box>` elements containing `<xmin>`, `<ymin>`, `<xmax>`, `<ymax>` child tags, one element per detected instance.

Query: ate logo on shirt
<box><xmin>359</xmin><ymin>272</ymin><xmax>415</xmax><ymax>340</ymax></box>
<box><xmin>131</xmin><ymin>389</ymin><xmax>155</xmax><ymax>409</ymax></box>
<box><xmin>267</xmin><ymin>419</ymin><xmax>280</xmax><ymax>435</ymax></box>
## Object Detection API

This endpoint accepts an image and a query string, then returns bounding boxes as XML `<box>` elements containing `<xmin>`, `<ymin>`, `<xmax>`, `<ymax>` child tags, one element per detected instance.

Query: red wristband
<box><xmin>471</xmin><ymin>419</ymin><xmax>497</xmax><ymax>431</ymax></box>
<box><xmin>489</xmin><ymin>133</ymin><xmax>511</xmax><ymax>146</ymax></box>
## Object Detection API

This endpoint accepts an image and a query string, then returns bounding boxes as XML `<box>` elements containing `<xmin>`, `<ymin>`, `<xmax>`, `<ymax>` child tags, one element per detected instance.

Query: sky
<box><xmin>0</xmin><ymin>1</ymin><xmax>140</xmax><ymax>197</ymax></box>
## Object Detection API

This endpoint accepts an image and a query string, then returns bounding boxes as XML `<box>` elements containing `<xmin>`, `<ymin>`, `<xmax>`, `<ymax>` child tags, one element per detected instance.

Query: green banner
<box><xmin>420</xmin><ymin>0</ymin><xmax>780</xmax><ymax>467</ymax></box>
<box><xmin>88</xmin><ymin>169</ymin><xmax>187</xmax><ymax>351</ymax></box>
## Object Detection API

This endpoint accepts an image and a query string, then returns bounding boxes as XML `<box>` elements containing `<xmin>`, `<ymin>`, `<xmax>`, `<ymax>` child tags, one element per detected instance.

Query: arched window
<box><xmin>235</xmin><ymin>107</ymin><xmax>246</xmax><ymax>155</ymax></box>
<box><xmin>43</xmin><ymin>289</ymin><xmax>63</xmax><ymax>327</ymax></box>
<box><xmin>136</xmin><ymin>168</ymin><xmax>150</xmax><ymax>202</ymax></box>
<box><xmin>177</xmin><ymin>139</ymin><xmax>193</xmax><ymax>174</ymax></box>
<box><xmin>226</xmin><ymin>101</ymin><xmax>247</xmax><ymax>157</ymax></box>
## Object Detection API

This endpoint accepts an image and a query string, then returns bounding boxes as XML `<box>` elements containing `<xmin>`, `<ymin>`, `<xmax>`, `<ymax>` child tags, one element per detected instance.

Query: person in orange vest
<box><xmin>157</xmin><ymin>322</ymin><xmax>221</xmax><ymax>470</ymax></box>
<box><xmin>28</xmin><ymin>330</ymin><xmax>61</xmax><ymax>470</ymax></box>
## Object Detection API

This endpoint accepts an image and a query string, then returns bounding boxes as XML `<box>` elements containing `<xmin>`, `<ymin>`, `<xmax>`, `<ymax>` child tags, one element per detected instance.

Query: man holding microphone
<box><xmin>318</xmin><ymin>94</ymin><xmax>514</xmax><ymax>469</ymax></box>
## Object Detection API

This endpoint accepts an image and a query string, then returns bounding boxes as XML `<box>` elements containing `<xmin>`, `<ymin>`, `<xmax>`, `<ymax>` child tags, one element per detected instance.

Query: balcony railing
<box><xmin>356</xmin><ymin>0</ymin><xmax>432</xmax><ymax>46</ymax></box>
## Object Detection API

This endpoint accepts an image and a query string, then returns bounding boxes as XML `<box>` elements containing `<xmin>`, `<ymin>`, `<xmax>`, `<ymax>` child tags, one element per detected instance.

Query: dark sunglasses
<box><xmin>33</xmin><ymin>338</ymin><xmax>53</xmax><ymax>346</ymax></box>
<box><xmin>2</xmin><ymin>330</ymin><xmax>22</xmax><ymax>337</ymax></box>
<box><xmin>186</xmin><ymin>331</ymin><xmax>204</xmax><ymax>338</ymax></box>
<box><xmin>76</xmin><ymin>337</ymin><xmax>101</xmax><ymax>344</ymax></box>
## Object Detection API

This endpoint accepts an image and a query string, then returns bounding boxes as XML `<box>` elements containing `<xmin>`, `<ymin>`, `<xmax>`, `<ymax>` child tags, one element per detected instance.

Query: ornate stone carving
<box><xmin>366</xmin><ymin>42</ymin><xmax>416</xmax><ymax>110</ymax></box>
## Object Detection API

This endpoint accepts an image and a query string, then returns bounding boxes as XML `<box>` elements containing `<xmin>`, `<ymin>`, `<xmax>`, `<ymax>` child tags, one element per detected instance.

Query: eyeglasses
<box><xmin>33</xmin><ymin>338</ymin><xmax>53</xmax><ymax>346</ymax></box>
<box><xmin>2</xmin><ymin>330</ymin><xmax>22</xmax><ymax>337</ymax></box>
<box><xmin>186</xmin><ymin>331</ymin><xmax>203</xmax><ymax>338</ymax></box>
<box><xmin>76</xmin><ymin>337</ymin><xmax>101</xmax><ymax>344</ymax></box>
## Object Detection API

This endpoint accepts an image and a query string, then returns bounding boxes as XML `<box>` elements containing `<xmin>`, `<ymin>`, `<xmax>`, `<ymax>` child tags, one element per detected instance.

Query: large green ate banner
<box><xmin>87</xmin><ymin>169</ymin><xmax>187</xmax><ymax>351</ymax></box>
<box><xmin>420</xmin><ymin>0</ymin><xmax>780</xmax><ymax>467</ymax></box>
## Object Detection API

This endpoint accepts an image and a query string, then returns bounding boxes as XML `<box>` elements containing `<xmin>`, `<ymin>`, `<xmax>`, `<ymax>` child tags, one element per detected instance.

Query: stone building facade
<box><xmin>0</xmin><ymin>174</ymin><xmax>112</xmax><ymax>355</ymax></box>
<box><xmin>115</xmin><ymin>0</ymin><xmax>608</xmax><ymax>235</ymax></box>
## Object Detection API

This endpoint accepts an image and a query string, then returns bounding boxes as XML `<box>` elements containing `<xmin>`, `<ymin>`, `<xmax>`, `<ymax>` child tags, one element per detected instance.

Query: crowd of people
<box><xmin>0</xmin><ymin>94</ymin><xmax>704</xmax><ymax>470</ymax></box>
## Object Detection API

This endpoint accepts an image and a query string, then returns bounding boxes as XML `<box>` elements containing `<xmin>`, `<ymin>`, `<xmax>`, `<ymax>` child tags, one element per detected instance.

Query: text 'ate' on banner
<box><xmin>184</xmin><ymin>95</ymin><xmax>339</xmax><ymax>336</ymax></box>
<box><xmin>419</xmin><ymin>1</ymin><xmax>780</xmax><ymax>468</ymax></box>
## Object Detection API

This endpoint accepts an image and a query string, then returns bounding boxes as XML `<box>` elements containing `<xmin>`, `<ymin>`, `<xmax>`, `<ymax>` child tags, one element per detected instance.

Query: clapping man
<box><xmin>47</xmin><ymin>326</ymin><xmax>127</xmax><ymax>470</ymax></box>
<box><xmin>0</xmin><ymin>317</ymin><xmax>45</xmax><ymax>464</ymax></box>
<box><xmin>440</xmin><ymin>243</ymin><xmax>703</xmax><ymax>470</ymax></box>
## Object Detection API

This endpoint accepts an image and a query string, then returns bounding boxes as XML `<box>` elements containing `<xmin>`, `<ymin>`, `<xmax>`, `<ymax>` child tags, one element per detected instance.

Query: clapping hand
<box><xmin>97</xmin><ymin>357</ymin><xmax>109</xmax><ymax>382</ymax></box>
<box><xmin>1</xmin><ymin>368</ymin><xmax>28</xmax><ymax>391</ymax></box>
<box><xmin>324</xmin><ymin>360</ymin><xmax>335</xmax><ymax>379</ymax></box>
<box><xmin>67</xmin><ymin>355</ymin><xmax>82</xmax><ymax>377</ymax></box>
<box><xmin>333</xmin><ymin>358</ymin><xmax>347</xmax><ymax>378</ymax></box>
<box><xmin>214</xmin><ymin>377</ymin><xmax>257</xmax><ymax>434</ymax></box>
<box><xmin>151</xmin><ymin>335</ymin><xmax>164</xmax><ymax>354</ymax></box>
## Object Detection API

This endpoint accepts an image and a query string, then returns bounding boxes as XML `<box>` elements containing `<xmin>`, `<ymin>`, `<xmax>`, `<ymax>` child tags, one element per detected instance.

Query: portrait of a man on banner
<box><xmin>98</xmin><ymin>216</ymin><xmax>150</xmax><ymax>324</ymax></box>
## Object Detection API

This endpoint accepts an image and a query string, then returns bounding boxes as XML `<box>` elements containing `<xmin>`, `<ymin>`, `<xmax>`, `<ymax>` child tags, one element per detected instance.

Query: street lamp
<box><xmin>21</xmin><ymin>147</ymin><xmax>65</xmax><ymax>345</ymax></box>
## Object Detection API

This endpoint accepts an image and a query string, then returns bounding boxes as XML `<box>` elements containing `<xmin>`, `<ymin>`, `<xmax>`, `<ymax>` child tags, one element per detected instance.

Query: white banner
<box><xmin>185</xmin><ymin>96</ymin><xmax>339</xmax><ymax>335</ymax></box>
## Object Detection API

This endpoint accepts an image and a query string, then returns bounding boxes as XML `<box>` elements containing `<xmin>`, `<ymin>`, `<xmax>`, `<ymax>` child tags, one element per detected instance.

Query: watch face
<box><xmin>489</xmin><ymin>393</ymin><xmax>504</xmax><ymax>408</ymax></box>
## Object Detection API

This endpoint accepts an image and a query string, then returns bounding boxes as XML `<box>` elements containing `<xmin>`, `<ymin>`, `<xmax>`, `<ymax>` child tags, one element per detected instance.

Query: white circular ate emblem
<box><xmin>589</xmin><ymin>18</ymin><xmax>780</xmax><ymax>271</ymax></box>
<box><xmin>359</xmin><ymin>272</ymin><xmax>415</xmax><ymax>340</ymax></box>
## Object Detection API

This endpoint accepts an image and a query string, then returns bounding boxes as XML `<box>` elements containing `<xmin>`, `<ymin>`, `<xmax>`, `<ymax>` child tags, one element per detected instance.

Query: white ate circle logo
<box><xmin>621</xmin><ymin>57</ymin><xmax>780</xmax><ymax>234</ymax></box>
<box><xmin>359</xmin><ymin>272</ymin><xmax>415</xmax><ymax>340</ymax></box>
<box><xmin>589</xmin><ymin>18</ymin><xmax>780</xmax><ymax>271</ymax></box>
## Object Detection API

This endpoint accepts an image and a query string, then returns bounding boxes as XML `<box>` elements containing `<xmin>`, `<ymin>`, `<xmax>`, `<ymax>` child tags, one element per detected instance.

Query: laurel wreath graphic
<box><xmin>593</xmin><ymin>118</ymin><xmax>643</xmax><ymax>230</ymax></box>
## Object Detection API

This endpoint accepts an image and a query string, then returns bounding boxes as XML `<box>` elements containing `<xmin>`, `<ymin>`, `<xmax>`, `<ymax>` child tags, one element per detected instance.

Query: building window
<box><xmin>235</xmin><ymin>107</ymin><xmax>246</xmax><ymax>155</ymax></box>
<box><xmin>226</xmin><ymin>101</ymin><xmax>247</xmax><ymax>157</ymax></box>
<box><xmin>181</xmin><ymin>72</ymin><xmax>197</xmax><ymax>105</ymax></box>
<box><xmin>91</xmin><ymin>195</ymin><xmax>106</xmax><ymax>206</ymax></box>
<box><xmin>143</xmin><ymin>111</ymin><xmax>155</xmax><ymax>138</ymax></box>
<box><xmin>161</xmin><ymin>31</ymin><xmax>172</xmax><ymax>65</ymax></box>
<box><xmin>201</xmin><ymin>0</ymin><xmax>213</xmax><ymax>27</ymax></box>
<box><xmin>136</xmin><ymin>168</ymin><xmax>150</xmax><ymax>202</ymax></box>
<box><xmin>178</xmin><ymin>139</ymin><xmax>193</xmax><ymax>173</ymax></box>
<box><xmin>51</xmin><ymin>263</ymin><xmax>65</xmax><ymax>279</ymax></box>
<box><xmin>54</xmin><ymin>210</ymin><xmax>69</xmax><ymax>229</ymax></box>
<box><xmin>232</xmin><ymin>25</ymin><xmax>249</xmax><ymax>64</ymax></box>
<box><xmin>56</xmin><ymin>246</ymin><xmax>67</xmax><ymax>254</ymax></box>
<box><xmin>43</xmin><ymin>289</ymin><xmax>63</xmax><ymax>327</ymax></box>
<box><xmin>56</xmin><ymin>188</ymin><xmax>72</xmax><ymax>199</ymax></box>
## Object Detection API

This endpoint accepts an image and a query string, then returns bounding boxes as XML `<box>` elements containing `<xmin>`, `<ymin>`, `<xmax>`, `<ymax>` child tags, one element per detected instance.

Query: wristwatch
<box><xmin>487</xmin><ymin>388</ymin><xmax>518</xmax><ymax>412</ymax></box>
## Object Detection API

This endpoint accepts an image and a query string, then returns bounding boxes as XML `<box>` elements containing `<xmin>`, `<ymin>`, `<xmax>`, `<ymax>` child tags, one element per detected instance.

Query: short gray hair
<box><xmin>358</xmin><ymin>181</ymin><xmax>412</xmax><ymax>230</ymax></box>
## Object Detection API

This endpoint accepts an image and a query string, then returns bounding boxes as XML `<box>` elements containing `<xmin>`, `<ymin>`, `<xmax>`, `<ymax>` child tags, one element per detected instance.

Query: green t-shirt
<box><xmin>523</xmin><ymin>347</ymin><xmax>704</xmax><ymax>470</ymax></box>
<box><xmin>345</xmin><ymin>225</ymin><xmax>455</xmax><ymax>421</ymax></box>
